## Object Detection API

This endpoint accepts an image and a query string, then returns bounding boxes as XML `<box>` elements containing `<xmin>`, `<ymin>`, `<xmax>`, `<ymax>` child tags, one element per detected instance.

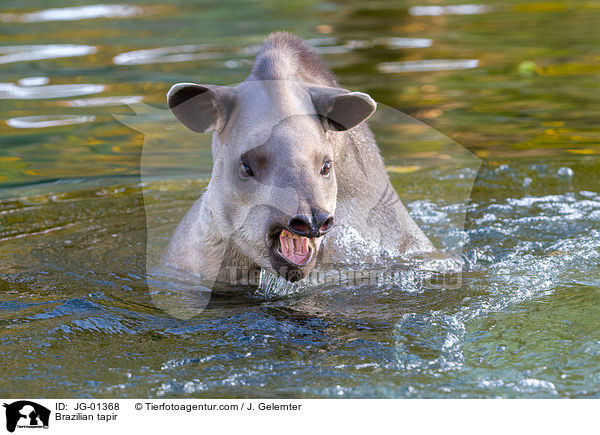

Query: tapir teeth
<box><xmin>281</xmin><ymin>229</ymin><xmax>302</xmax><ymax>239</ymax></box>
<box><xmin>279</xmin><ymin>229</ymin><xmax>311</xmax><ymax>265</ymax></box>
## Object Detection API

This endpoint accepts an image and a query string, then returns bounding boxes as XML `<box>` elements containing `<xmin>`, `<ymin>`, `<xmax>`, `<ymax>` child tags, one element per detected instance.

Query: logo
<box><xmin>3</xmin><ymin>401</ymin><xmax>50</xmax><ymax>433</ymax></box>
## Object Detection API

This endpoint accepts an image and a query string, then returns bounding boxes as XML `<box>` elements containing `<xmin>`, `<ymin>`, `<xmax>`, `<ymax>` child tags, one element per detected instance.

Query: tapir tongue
<box><xmin>279</xmin><ymin>229</ymin><xmax>310</xmax><ymax>265</ymax></box>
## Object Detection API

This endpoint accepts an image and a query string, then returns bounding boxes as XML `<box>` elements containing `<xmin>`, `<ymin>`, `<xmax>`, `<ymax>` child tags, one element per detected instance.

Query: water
<box><xmin>1</xmin><ymin>0</ymin><xmax>600</xmax><ymax>398</ymax></box>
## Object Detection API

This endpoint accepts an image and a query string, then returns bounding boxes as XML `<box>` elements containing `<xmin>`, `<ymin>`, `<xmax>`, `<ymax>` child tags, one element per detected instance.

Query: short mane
<box><xmin>250</xmin><ymin>31</ymin><xmax>338</xmax><ymax>86</ymax></box>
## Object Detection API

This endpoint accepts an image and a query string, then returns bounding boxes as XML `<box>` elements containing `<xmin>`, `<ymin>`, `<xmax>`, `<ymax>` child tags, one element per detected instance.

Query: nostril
<box><xmin>288</xmin><ymin>217</ymin><xmax>311</xmax><ymax>236</ymax></box>
<box><xmin>319</xmin><ymin>216</ymin><xmax>334</xmax><ymax>234</ymax></box>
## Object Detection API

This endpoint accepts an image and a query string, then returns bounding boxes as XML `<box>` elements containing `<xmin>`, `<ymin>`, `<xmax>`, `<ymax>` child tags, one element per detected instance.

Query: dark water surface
<box><xmin>1</xmin><ymin>0</ymin><xmax>599</xmax><ymax>398</ymax></box>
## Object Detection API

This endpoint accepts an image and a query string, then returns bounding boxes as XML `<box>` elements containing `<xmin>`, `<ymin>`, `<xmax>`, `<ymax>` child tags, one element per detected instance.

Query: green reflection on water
<box><xmin>1</xmin><ymin>0</ymin><xmax>599</xmax><ymax>399</ymax></box>
<box><xmin>1</xmin><ymin>0</ymin><xmax>599</xmax><ymax>186</ymax></box>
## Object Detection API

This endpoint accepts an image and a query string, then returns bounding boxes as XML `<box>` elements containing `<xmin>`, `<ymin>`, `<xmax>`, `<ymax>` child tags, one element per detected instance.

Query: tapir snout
<box><xmin>288</xmin><ymin>211</ymin><xmax>334</xmax><ymax>238</ymax></box>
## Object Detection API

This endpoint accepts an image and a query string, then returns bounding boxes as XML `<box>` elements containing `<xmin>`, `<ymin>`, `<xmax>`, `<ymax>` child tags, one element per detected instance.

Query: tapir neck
<box><xmin>163</xmin><ymin>193</ymin><xmax>261</xmax><ymax>285</ymax></box>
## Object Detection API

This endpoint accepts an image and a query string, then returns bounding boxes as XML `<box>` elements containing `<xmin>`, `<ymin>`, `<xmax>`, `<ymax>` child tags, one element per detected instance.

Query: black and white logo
<box><xmin>3</xmin><ymin>401</ymin><xmax>50</xmax><ymax>433</ymax></box>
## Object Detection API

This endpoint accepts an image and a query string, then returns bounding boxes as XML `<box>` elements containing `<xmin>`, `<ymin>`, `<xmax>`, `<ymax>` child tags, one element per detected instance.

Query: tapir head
<box><xmin>167</xmin><ymin>79</ymin><xmax>376</xmax><ymax>281</ymax></box>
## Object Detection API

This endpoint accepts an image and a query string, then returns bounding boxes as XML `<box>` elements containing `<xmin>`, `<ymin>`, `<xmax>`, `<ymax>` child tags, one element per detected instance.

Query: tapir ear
<box><xmin>309</xmin><ymin>87</ymin><xmax>377</xmax><ymax>131</ymax></box>
<box><xmin>167</xmin><ymin>83</ymin><xmax>236</xmax><ymax>133</ymax></box>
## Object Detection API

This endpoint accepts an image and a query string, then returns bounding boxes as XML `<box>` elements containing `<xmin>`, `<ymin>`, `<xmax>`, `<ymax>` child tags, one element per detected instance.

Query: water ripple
<box><xmin>0</xmin><ymin>82</ymin><xmax>105</xmax><ymax>99</ymax></box>
<box><xmin>6</xmin><ymin>115</ymin><xmax>96</xmax><ymax>129</ymax></box>
<box><xmin>308</xmin><ymin>37</ymin><xmax>433</xmax><ymax>54</ymax></box>
<box><xmin>17</xmin><ymin>77</ymin><xmax>49</xmax><ymax>86</ymax></box>
<box><xmin>409</xmin><ymin>4</ymin><xmax>491</xmax><ymax>16</ymax></box>
<box><xmin>394</xmin><ymin>313</ymin><xmax>466</xmax><ymax>371</ymax></box>
<box><xmin>113</xmin><ymin>45</ymin><xmax>221</xmax><ymax>65</ymax></box>
<box><xmin>0</xmin><ymin>4</ymin><xmax>142</xmax><ymax>23</ymax></box>
<box><xmin>376</xmin><ymin>37</ymin><xmax>433</xmax><ymax>49</ymax></box>
<box><xmin>0</xmin><ymin>45</ymin><xmax>97</xmax><ymax>64</ymax></box>
<box><xmin>62</xmin><ymin>95</ymin><xmax>143</xmax><ymax>107</ymax></box>
<box><xmin>378</xmin><ymin>59</ymin><xmax>479</xmax><ymax>73</ymax></box>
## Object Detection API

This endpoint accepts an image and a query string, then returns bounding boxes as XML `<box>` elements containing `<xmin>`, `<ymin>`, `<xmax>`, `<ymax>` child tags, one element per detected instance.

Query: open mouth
<box><xmin>277</xmin><ymin>229</ymin><xmax>313</xmax><ymax>266</ymax></box>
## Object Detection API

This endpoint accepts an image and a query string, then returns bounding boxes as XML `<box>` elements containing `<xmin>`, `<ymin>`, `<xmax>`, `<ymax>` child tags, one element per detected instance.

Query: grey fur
<box><xmin>251</xmin><ymin>31</ymin><xmax>337</xmax><ymax>85</ymax></box>
<box><xmin>164</xmin><ymin>32</ymin><xmax>433</xmax><ymax>284</ymax></box>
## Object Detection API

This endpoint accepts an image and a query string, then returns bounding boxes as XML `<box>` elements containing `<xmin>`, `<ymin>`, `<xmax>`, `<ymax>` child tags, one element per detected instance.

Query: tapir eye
<box><xmin>321</xmin><ymin>161</ymin><xmax>332</xmax><ymax>176</ymax></box>
<box><xmin>239</xmin><ymin>161</ymin><xmax>254</xmax><ymax>178</ymax></box>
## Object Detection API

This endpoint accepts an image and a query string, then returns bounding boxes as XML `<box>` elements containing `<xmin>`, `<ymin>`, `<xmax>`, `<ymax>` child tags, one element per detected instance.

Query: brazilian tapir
<box><xmin>164</xmin><ymin>32</ymin><xmax>433</xmax><ymax>284</ymax></box>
